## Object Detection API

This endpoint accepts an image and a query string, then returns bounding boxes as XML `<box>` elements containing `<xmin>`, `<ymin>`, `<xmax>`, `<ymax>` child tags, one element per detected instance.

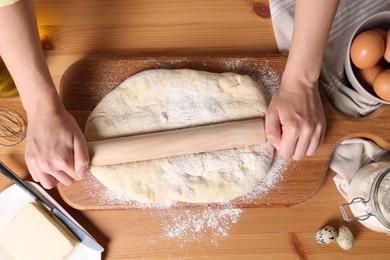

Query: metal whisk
<box><xmin>0</xmin><ymin>107</ymin><xmax>27</xmax><ymax>147</ymax></box>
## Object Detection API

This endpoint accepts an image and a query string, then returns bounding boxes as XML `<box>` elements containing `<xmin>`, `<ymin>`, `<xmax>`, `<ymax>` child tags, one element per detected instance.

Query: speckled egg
<box><xmin>336</xmin><ymin>225</ymin><xmax>355</xmax><ymax>250</ymax></box>
<box><xmin>315</xmin><ymin>225</ymin><xmax>338</xmax><ymax>244</ymax></box>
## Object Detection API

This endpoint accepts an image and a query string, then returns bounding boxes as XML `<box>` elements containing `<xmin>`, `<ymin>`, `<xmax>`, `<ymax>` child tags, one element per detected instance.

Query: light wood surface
<box><xmin>1</xmin><ymin>0</ymin><xmax>390</xmax><ymax>259</ymax></box>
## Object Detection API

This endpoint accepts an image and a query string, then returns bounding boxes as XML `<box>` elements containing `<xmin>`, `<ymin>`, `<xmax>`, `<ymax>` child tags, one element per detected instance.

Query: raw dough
<box><xmin>85</xmin><ymin>69</ymin><xmax>274</xmax><ymax>203</ymax></box>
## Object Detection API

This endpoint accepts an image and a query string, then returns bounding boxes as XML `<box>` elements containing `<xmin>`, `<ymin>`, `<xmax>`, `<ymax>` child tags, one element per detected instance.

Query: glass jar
<box><xmin>0</xmin><ymin>58</ymin><xmax>18</xmax><ymax>98</ymax></box>
<box><xmin>340</xmin><ymin>161</ymin><xmax>390</xmax><ymax>234</ymax></box>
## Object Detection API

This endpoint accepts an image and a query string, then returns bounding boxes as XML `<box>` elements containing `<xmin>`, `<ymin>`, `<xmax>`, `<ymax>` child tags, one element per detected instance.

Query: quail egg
<box><xmin>315</xmin><ymin>225</ymin><xmax>337</xmax><ymax>244</ymax></box>
<box><xmin>336</xmin><ymin>225</ymin><xmax>355</xmax><ymax>250</ymax></box>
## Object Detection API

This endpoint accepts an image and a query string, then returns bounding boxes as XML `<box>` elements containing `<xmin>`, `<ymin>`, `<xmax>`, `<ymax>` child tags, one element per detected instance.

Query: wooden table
<box><xmin>1</xmin><ymin>0</ymin><xmax>389</xmax><ymax>259</ymax></box>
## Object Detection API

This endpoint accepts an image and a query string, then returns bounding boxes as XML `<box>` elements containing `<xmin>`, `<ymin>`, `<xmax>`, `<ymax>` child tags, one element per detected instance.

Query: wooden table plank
<box><xmin>1</xmin><ymin>0</ymin><xmax>389</xmax><ymax>259</ymax></box>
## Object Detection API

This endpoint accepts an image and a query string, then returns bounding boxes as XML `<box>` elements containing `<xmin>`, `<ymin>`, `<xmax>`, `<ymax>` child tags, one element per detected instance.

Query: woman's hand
<box><xmin>25</xmin><ymin>103</ymin><xmax>89</xmax><ymax>189</ymax></box>
<box><xmin>264</xmin><ymin>0</ymin><xmax>339</xmax><ymax>160</ymax></box>
<box><xmin>265</xmin><ymin>77</ymin><xmax>326</xmax><ymax>160</ymax></box>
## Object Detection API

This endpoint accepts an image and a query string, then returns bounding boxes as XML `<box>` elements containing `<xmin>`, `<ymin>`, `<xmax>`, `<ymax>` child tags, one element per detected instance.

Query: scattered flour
<box><xmin>86</xmin><ymin>68</ymin><xmax>272</xmax><ymax>204</ymax></box>
<box><xmin>83</xmin><ymin>58</ymin><xmax>287</xmax><ymax>245</ymax></box>
<box><xmin>161</xmin><ymin>208</ymin><xmax>243</xmax><ymax>245</ymax></box>
<box><xmin>85</xmin><ymin>153</ymin><xmax>288</xmax><ymax>245</ymax></box>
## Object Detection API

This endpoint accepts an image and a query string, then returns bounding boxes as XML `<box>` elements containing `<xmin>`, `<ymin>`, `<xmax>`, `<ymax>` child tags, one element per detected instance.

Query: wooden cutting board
<box><xmin>57</xmin><ymin>55</ymin><xmax>390</xmax><ymax>210</ymax></box>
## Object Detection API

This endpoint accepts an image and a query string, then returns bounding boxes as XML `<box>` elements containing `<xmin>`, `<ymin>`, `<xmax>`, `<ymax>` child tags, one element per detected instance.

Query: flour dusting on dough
<box><xmin>85</xmin><ymin>69</ymin><xmax>274</xmax><ymax>203</ymax></box>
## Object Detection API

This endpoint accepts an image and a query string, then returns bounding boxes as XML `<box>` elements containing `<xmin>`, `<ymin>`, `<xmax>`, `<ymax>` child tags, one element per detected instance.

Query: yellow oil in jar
<box><xmin>0</xmin><ymin>59</ymin><xmax>18</xmax><ymax>98</ymax></box>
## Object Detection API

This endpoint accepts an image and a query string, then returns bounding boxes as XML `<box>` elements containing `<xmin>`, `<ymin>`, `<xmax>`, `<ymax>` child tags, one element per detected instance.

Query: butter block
<box><xmin>0</xmin><ymin>202</ymin><xmax>78</xmax><ymax>260</ymax></box>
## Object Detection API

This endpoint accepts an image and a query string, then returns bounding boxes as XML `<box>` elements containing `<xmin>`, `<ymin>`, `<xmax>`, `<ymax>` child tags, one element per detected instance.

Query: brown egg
<box><xmin>384</xmin><ymin>29</ymin><xmax>390</xmax><ymax>63</ymax></box>
<box><xmin>372</xmin><ymin>28</ymin><xmax>387</xmax><ymax>42</ymax></box>
<box><xmin>373</xmin><ymin>69</ymin><xmax>390</xmax><ymax>101</ymax></box>
<box><xmin>350</xmin><ymin>30</ymin><xmax>385</xmax><ymax>69</ymax></box>
<box><xmin>355</xmin><ymin>63</ymin><xmax>384</xmax><ymax>91</ymax></box>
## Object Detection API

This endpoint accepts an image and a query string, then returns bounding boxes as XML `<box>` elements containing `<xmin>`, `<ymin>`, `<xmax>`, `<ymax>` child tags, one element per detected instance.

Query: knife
<box><xmin>0</xmin><ymin>162</ymin><xmax>104</xmax><ymax>253</ymax></box>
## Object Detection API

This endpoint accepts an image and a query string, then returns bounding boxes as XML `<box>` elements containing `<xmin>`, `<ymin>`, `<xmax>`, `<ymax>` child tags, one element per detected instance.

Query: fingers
<box><xmin>265</xmin><ymin>79</ymin><xmax>326</xmax><ymax>161</ymax></box>
<box><xmin>24</xmin><ymin>107</ymin><xmax>89</xmax><ymax>189</ymax></box>
<box><xmin>46</xmin><ymin>170</ymin><xmax>74</xmax><ymax>186</ymax></box>
<box><xmin>306</xmin><ymin>121</ymin><xmax>326</xmax><ymax>156</ymax></box>
<box><xmin>265</xmin><ymin>98</ymin><xmax>326</xmax><ymax>160</ymax></box>
<box><xmin>73</xmin><ymin>133</ymin><xmax>90</xmax><ymax>180</ymax></box>
<box><xmin>28</xmin><ymin>167</ymin><xmax>61</xmax><ymax>190</ymax></box>
<box><xmin>26</xmin><ymin>155</ymin><xmax>76</xmax><ymax>189</ymax></box>
<box><xmin>276</xmin><ymin>119</ymin><xmax>326</xmax><ymax>161</ymax></box>
<box><xmin>25</xmin><ymin>134</ymin><xmax>90</xmax><ymax>189</ymax></box>
<box><xmin>291</xmin><ymin>123</ymin><xmax>315</xmax><ymax>160</ymax></box>
<box><xmin>39</xmin><ymin>175</ymin><xmax>58</xmax><ymax>190</ymax></box>
<box><xmin>265</xmin><ymin>109</ymin><xmax>282</xmax><ymax>150</ymax></box>
<box><xmin>278</xmin><ymin>124</ymin><xmax>299</xmax><ymax>159</ymax></box>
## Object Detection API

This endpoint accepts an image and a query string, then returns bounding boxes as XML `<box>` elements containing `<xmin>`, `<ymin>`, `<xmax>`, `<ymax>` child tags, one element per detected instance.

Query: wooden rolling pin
<box><xmin>87</xmin><ymin>118</ymin><xmax>265</xmax><ymax>166</ymax></box>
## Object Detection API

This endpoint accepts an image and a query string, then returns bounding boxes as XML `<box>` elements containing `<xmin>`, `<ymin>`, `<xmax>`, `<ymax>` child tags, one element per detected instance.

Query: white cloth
<box><xmin>331</xmin><ymin>139</ymin><xmax>390</xmax><ymax>199</ymax></box>
<box><xmin>269</xmin><ymin>0</ymin><xmax>390</xmax><ymax>199</ymax></box>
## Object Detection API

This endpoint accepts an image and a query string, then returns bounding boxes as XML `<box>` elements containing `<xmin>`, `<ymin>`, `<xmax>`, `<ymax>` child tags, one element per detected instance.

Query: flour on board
<box><xmin>85</xmin><ymin>69</ymin><xmax>274</xmax><ymax>203</ymax></box>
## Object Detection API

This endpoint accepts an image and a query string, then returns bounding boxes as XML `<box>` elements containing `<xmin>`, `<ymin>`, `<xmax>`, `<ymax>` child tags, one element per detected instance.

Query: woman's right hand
<box><xmin>265</xmin><ymin>75</ymin><xmax>326</xmax><ymax>160</ymax></box>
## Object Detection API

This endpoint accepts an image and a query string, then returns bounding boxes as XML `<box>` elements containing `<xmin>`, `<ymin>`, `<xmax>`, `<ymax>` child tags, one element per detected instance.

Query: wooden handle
<box><xmin>87</xmin><ymin>118</ymin><xmax>265</xmax><ymax>166</ymax></box>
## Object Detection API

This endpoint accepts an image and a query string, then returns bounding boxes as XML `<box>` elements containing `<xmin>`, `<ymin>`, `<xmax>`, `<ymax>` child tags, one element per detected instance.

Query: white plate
<box><xmin>0</xmin><ymin>182</ymin><xmax>101</xmax><ymax>260</ymax></box>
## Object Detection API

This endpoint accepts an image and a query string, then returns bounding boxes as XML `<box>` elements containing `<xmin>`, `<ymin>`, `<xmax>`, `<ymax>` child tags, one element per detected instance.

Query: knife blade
<box><xmin>0</xmin><ymin>162</ymin><xmax>104</xmax><ymax>252</ymax></box>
